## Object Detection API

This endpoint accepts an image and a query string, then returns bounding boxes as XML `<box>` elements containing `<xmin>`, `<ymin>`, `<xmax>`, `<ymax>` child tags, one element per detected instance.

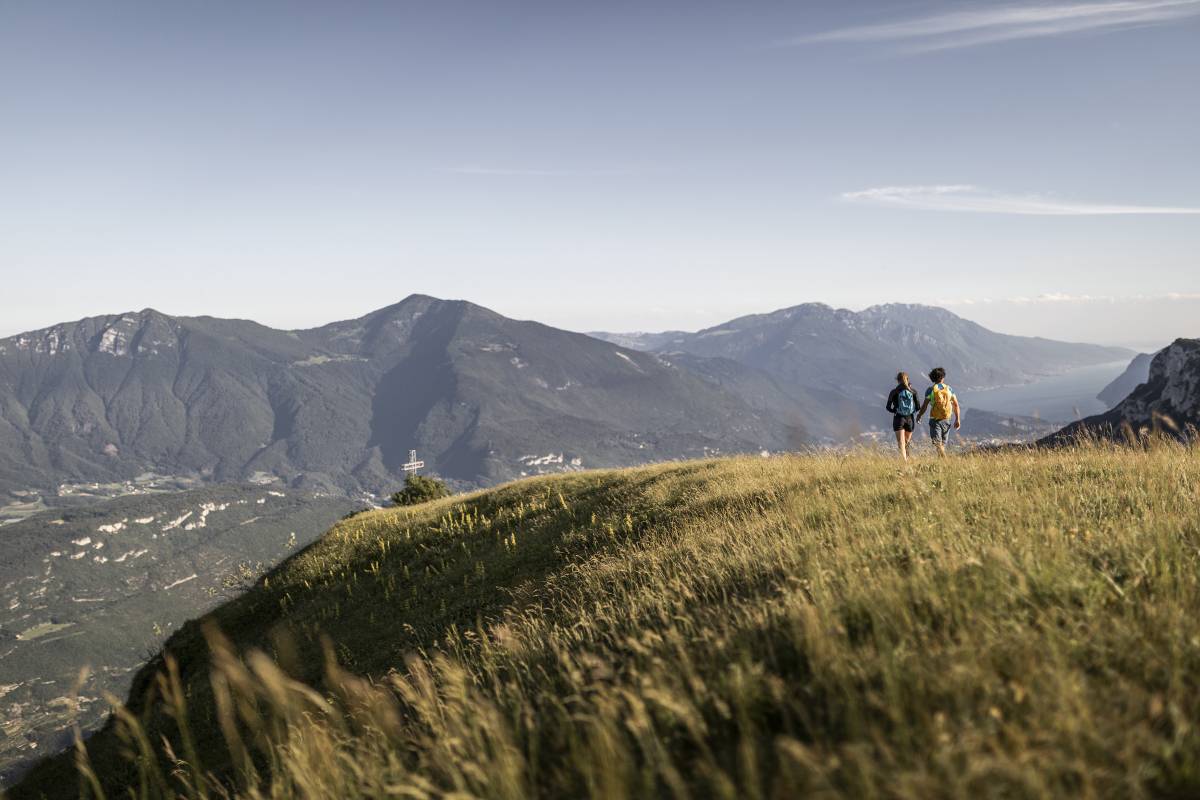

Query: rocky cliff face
<box><xmin>1124</xmin><ymin>339</ymin><xmax>1200</xmax><ymax>431</ymax></box>
<box><xmin>1047</xmin><ymin>339</ymin><xmax>1200</xmax><ymax>442</ymax></box>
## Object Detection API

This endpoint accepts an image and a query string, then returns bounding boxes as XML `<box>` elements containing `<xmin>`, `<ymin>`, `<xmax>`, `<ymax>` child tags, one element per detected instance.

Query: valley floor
<box><xmin>12</xmin><ymin>443</ymin><xmax>1200</xmax><ymax>799</ymax></box>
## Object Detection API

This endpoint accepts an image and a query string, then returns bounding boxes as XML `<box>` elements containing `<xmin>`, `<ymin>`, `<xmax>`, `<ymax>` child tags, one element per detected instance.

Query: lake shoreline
<box><xmin>962</xmin><ymin>360</ymin><xmax>1132</xmax><ymax>424</ymax></box>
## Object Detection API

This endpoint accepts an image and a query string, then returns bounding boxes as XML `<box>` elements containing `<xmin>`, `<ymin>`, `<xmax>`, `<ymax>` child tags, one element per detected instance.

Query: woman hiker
<box><xmin>885</xmin><ymin>371</ymin><xmax>919</xmax><ymax>462</ymax></box>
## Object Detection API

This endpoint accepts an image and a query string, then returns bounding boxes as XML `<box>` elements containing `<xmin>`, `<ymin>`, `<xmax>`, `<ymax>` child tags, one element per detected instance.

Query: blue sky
<box><xmin>1</xmin><ymin>1</ymin><xmax>1197</xmax><ymax>349</ymax></box>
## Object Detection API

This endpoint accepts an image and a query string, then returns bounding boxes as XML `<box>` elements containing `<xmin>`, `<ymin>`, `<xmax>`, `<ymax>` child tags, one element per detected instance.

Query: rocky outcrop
<box><xmin>1046</xmin><ymin>339</ymin><xmax>1200</xmax><ymax>443</ymax></box>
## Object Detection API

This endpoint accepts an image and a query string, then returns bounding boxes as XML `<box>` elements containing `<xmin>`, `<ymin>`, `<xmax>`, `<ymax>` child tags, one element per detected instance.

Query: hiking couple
<box><xmin>885</xmin><ymin>367</ymin><xmax>961</xmax><ymax>461</ymax></box>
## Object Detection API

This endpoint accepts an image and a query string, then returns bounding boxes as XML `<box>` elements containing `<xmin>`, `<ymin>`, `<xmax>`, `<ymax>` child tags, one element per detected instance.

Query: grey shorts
<box><xmin>930</xmin><ymin>419</ymin><xmax>952</xmax><ymax>444</ymax></box>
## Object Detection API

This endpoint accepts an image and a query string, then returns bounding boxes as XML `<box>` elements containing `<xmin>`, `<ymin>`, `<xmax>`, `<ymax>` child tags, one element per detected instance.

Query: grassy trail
<box><xmin>12</xmin><ymin>444</ymin><xmax>1200</xmax><ymax>799</ymax></box>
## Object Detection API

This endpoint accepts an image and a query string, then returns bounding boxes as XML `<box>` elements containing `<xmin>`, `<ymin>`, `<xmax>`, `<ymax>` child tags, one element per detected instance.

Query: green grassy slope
<box><xmin>12</xmin><ymin>445</ymin><xmax>1200</xmax><ymax>799</ymax></box>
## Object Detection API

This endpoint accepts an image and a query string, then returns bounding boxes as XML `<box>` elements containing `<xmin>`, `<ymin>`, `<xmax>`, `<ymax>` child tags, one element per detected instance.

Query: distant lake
<box><xmin>964</xmin><ymin>361</ymin><xmax>1130</xmax><ymax>424</ymax></box>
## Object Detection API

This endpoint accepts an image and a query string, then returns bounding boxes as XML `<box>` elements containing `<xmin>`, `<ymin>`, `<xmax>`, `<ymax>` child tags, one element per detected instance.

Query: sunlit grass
<box><xmin>18</xmin><ymin>440</ymin><xmax>1200</xmax><ymax>799</ymax></box>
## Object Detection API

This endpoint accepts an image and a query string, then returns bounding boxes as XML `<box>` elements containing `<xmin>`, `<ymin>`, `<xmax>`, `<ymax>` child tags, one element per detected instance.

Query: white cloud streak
<box><xmin>942</xmin><ymin>292</ymin><xmax>1200</xmax><ymax>305</ymax></box>
<box><xmin>841</xmin><ymin>185</ymin><xmax>1200</xmax><ymax>215</ymax></box>
<box><xmin>790</xmin><ymin>1</ymin><xmax>1200</xmax><ymax>52</ymax></box>
<box><xmin>443</xmin><ymin>165</ymin><xmax>634</xmax><ymax>178</ymax></box>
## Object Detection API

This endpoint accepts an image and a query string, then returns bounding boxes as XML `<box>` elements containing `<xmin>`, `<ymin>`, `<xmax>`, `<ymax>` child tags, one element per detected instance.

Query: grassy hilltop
<box><xmin>12</xmin><ymin>445</ymin><xmax>1200</xmax><ymax>799</ymax></box>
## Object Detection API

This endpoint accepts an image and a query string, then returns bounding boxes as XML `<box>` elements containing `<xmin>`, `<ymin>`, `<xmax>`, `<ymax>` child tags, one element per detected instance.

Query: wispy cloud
<box><xmin>443</xmin><ymin>165</ymin><xmax>635</xmax><ymax>178</ymax></box>
<box><xmin>841</xmin><ymin>185</ymin><xmax>1200</xmax><ymax>215</ymax></box>
<box><xmin>942</xmin><ymin>292</ymin><xmax>1200</xmax><ymax>305</ymax></box>
<box><xmin>788</xmin><ymin>1</ymin><xmax>1200</xmax><ymax>52</ymax></box>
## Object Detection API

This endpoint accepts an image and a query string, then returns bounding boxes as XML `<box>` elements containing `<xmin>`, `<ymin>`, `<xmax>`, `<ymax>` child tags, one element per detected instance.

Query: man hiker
<box><xmin>915</xmin><ymin>366</ymin><xmax>961</xmax><ymax>457</ymax></box>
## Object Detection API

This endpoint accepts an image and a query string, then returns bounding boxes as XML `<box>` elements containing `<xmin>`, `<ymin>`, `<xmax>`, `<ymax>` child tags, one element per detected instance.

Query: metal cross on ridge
<box><xmin>401</xmin><ymin>449</ymin><xmax>425</xmax><ymax>473</ymax></box>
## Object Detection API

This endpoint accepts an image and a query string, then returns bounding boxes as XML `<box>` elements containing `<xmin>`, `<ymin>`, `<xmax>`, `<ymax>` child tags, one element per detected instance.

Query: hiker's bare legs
<box><xmin>934</xmin><ymin>441</ymin><xmax>946</xmax><ymax>458</ymax></box>
<box><xmin>895</xmin><ymin>430</ymin><xmax>908</xmax><ymax>461</ymax></box>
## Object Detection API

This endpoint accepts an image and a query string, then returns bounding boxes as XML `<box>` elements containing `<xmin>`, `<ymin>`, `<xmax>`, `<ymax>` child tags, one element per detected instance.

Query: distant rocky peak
<box><xmin>704</xmin><ymin>302</ymin><xmax>833</xmax><ymax>332</ymax></box>
<box><xmin>0</xmin><ymin>324</ymin><xmax>71</xmax><ymax>357</ymax></box>
<box><xmin>92</xmin><ymin>311</ymin><xmax>179</xmax><ymax>357</ymax></box>
<box><xmin>860</xmin><ymin>303</ymin><xmax>963</xmax><ymax>324</ymax></box>
<box><xmin>95</xmin><ymin>315</ymin><xmax>140</xmax><ymax>355</ymax></box>
<box><xmin>308</xmin><ymin>295</ymin><xmax>469</xmax><ymax>357</ymax></box>
<box><xmin>775</xmin><ymin>302</ymin><xmax>835</xmax><ymax>317</ymax></box>
<box><xmin>0</xmin><ymin>310</ymin><xmax>179</xmax><ymax>359</ymax></box>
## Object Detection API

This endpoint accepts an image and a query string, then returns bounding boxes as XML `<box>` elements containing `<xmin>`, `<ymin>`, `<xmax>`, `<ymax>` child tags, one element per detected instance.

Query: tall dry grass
<box><xmin>15</xmin><ymin>440</ymin><xmax>1200</xmax><ymax>799</ymax></box>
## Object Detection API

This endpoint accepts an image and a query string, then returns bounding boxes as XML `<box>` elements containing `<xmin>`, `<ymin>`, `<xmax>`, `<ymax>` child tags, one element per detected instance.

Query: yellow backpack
<box><xmin>929</xmin><ymin>383</ymin><xmax>954</xmax><ymax>420</ymax></box>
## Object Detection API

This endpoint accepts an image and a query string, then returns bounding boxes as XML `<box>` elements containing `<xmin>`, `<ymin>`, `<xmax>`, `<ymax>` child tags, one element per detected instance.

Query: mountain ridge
<box><xmin>1</xmin><ymin>296</ymin><xmax>1129</xmax><ymax>502</ymax></box>
<box><xmin>0</xmin><ymin>296</ymin><xmax>799</xmax><ymax>497</ymax></box>
<box><xmin>594</xmin><ymin>301</ymin><xmax>1131</xmax><ymax>402</ymax></box>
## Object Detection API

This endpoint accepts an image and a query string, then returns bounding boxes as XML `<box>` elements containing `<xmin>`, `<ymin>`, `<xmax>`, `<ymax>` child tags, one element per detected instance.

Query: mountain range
<box><xmin>594</xmin><ymin>303</ymin><xmax>1131</xmax><ymax>399</ymax></box>
<box><xmin>1</xmin><ymin>297</ymin><xmax>1130</xmax><ymax>502</ymax></box>
<box><xmin>0</xmin><ymin>297</ymin><xmax>789</xmax><ymax>497</ymax></box>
